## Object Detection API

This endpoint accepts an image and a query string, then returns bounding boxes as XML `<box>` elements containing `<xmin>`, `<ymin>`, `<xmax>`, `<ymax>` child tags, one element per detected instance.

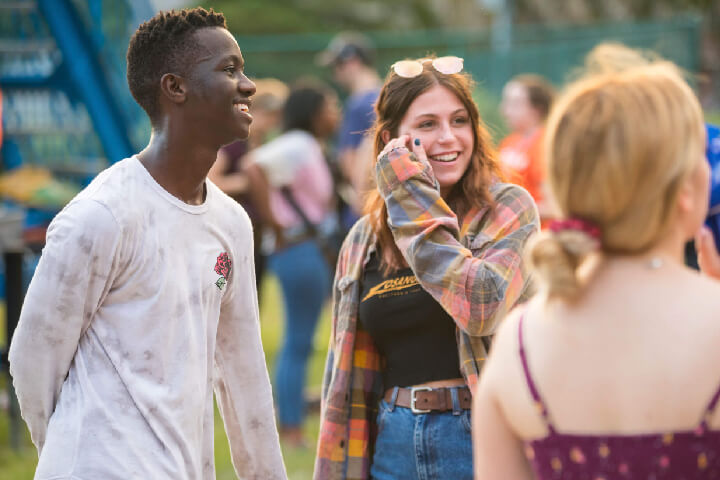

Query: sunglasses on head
<box><xmin>391</xmin><ymin>56</ymin><xmax>464</xmax><ymax>78</ymax></box>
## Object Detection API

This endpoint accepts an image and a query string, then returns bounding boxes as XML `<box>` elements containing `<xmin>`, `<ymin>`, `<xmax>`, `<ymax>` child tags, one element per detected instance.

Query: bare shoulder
<box><xmin>478</xmin><ymin>297</ymin><xmax>551</xmax><ymax>439</ymax></box>
<box><xmin>481</xmin><ymin>298</ymin><xmax>536</xmax><ymax>389</ymax></box>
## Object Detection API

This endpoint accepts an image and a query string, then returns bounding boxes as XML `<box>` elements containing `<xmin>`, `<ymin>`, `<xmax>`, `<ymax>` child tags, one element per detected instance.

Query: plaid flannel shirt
<box><xmin>314</xmin><ymin>149</ymin><xmax>539</xmax><ymax>480</ymax></box>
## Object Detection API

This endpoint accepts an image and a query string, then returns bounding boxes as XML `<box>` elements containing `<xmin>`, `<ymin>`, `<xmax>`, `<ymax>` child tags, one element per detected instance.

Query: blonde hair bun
<box><xmin>532</xmin><ymin>61</ymin><xmax>705</xmax><ymax>299</ymax></box>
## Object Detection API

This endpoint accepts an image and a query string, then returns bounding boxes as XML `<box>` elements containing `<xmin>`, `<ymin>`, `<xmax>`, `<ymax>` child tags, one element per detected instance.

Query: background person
<box><xmin>314</xmin><ymin>55</ymin><xmax>539</xmax><ymax>480</ymax></box>
<box><xmin>317</xmin><ymin>32</ymin><xmax>382</xmax><ymax>227</ymax></box>
<box><xmin>8</xmin><ymin>8</ymin><xmax>286</xmax><ymax>479</ymax></box>
<box><xmin>473</xmin><ymin>62</ymin><xmax>720</xmax><ymax>479</ymax></box>
<box><xmin>245</xmin><ymin>81</ymin><xmax>340</xmax><ymax>448</ymax></box>
<box><xmin>697</xmin><ymin>122</ymin><xmax>720</xmax><ymax>277</ymax></box>
<box><xmin>498</xmin><ymin>73</ymin><xmax>556</xmax><ymax>222</ymax></box>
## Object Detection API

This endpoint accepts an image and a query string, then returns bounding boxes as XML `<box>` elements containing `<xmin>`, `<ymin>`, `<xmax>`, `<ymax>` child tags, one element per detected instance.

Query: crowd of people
<box><xmin>6</xmin><ymin>6</ymin><xmax>720</xmax><ymax>480</ymax></box>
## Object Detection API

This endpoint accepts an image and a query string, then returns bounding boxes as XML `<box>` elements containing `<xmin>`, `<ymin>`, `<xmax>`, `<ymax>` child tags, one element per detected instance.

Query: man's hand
<box><xmin>695</xmin><ymin>225</ymin><xmax>720</xmax><ymax>280</ymax></box>
<box><xmin>271</xmin><ymin>221</ymin><xmax>286</xmax><ymax>251</ymax></box>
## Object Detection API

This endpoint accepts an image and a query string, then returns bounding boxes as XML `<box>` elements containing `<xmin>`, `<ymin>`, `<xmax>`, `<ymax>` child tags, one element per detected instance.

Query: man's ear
<box><xmin>160</xmin><ymin>73</ymin><xmax>187</xmax><ymax>105</ymax></box>
<box><xmin>381</xmin><ymin>129</ymin><xmax>391</xmax><ymax>144</ymax></box>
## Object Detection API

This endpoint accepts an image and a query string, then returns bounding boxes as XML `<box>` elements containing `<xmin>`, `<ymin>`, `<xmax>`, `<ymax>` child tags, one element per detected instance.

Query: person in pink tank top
<box><xmin>473</xmin><ymin>62</ymin><xmax>720</xmax><ymax>479</ymax></box>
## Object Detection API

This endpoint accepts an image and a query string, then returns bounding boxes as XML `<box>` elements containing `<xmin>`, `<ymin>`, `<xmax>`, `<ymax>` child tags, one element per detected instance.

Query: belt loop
<box><xmin>450</xmin><ymin>387</ymin><xmax>462</xmax><ymax>415</ymax></box>
<box><xmin>388</xmin><ymin>386</ymin><xmax>399</xmax><ymax>412</ymax></box>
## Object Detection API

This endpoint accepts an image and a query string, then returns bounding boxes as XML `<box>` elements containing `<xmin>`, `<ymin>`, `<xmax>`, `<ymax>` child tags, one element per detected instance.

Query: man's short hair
<box><xmin>316</xmin><ymin>32</ymin><xmax>375</xmax><ymax>67</ymax></box>
<box><xmin>126</xmin><ymin>7</ymin><xmax>227</xmax><ymax>121</ymax></box>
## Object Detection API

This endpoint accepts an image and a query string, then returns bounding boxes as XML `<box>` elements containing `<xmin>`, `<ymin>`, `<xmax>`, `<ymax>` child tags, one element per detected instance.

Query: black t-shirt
<box><xmin>358</xmin><ymin>250</ymin><xmax>462</xmax><ymax>388</ymax></box>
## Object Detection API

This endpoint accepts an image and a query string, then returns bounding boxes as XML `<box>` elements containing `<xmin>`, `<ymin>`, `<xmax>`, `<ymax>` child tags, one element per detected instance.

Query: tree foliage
<box><xmin>201</xmin><ymin>0</ymin><xmax>715</xmax><ymax>35</ymax></box>
<box><xmin>199</xmin><ymin>0</ymin><xmax>459</xmax><ymax>34</ymax></box>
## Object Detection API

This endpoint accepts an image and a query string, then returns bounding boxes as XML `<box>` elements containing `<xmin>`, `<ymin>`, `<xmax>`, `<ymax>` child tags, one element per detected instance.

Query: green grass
<box><xmin>0</xmin><ymin>275</ymin><xmax>331</xmax><ymax>480</ymax></box>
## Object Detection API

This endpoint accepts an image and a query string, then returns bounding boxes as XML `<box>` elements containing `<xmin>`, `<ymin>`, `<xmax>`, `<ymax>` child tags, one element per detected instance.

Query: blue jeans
<box><xmin>269</xmin><ymin>240</ymin><xmax>330</xmax><ymax>427</ymax></box>
<box><xmin>371</xmin><ymin>387</ymin><xmax>474</xmax><ymax>480</ymax></box>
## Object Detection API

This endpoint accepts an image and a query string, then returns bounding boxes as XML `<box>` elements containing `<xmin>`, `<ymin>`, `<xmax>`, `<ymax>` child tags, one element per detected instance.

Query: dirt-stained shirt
<box><xmin>9</xmin><ymin>157</ymin><xmax>287</xmax><ymax>480</ymax></box>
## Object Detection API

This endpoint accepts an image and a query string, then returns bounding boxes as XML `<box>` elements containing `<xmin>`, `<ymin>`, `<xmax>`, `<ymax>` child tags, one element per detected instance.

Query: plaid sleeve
<box><xmin>376</xmin><ymin>149</ymin><xmax>539</xmax><ymax>336</ymax></box>
<box><xmin>315</xmin><ymin>221</ymin><xmax>383</xmax><ymax>480</ymax></box>
<box><xmin>315</xmin><ymin>228</ymin><xmax>353</xmax><ymax>472</ymax></box>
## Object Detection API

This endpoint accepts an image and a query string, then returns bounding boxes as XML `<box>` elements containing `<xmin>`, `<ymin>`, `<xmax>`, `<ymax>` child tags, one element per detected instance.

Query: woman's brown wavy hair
<box><xmin>363</xmin><ymin>57</ymin><xmax>502</xmax><ymax>273</ymax></box>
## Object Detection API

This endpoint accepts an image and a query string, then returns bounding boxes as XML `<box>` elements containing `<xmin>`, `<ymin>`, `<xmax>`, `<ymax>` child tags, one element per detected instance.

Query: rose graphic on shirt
<box><xmin>214</xmin><ymin>252</ymin><xmax>232</xmax><ymax>290</ymax></box>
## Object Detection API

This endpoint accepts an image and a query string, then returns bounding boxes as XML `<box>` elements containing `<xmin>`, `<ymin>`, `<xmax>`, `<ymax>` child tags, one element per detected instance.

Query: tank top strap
<box><xmin>698</xmin><ymin>379</ymin><xmax>720</xmax><ymax>431</ymax></box>
<box><xmin>518</xmin><ymin>312</ymin><xmax>556</xmax><ymax>434</ymax></box>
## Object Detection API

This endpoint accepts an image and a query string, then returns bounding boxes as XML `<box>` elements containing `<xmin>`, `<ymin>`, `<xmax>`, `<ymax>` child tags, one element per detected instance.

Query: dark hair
<box><xmin>364</xmin><ymin>57</ymin><xmax>502</xmax><ymax>273</ymax></box>
<box><xmin>126</xmin><ymin>7</ymin><xmax>226</xmax><ymax>122</ymax></box>
<box><xmin>510</xmin><ymin>74</ymin><xmax>556</xmax><ymax>120</ymax></box>
<box><xmin>318</xmin><ymin>32</ymin><xmax>376</xmax><ymax>67</ymax></box>
<box><xmin>283</xmin><ymin>83</ymin><xmax>332</xmax><ymax>135</ymax></box>
<box><xmin>333</xmin><ymin>44</ymin><xmax>374</xmax><ymax>67</ymax></box>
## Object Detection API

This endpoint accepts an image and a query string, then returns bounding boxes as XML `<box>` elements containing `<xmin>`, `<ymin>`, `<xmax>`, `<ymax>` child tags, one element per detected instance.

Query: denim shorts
<box><xmin>370</xmin><ymin>388</ymin><xmax>473</xmax><ymax>480</ymax></box>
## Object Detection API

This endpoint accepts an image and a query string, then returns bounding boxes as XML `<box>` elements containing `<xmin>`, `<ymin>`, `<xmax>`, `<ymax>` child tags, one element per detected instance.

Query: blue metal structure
<box><xmin>36</xmin><ymin>0</ymin><xmax>134</xmax><ymax>163</ymax></box>
<box><xmin>0</xmin><ymin>0</ymin><xmax>155</xmax><ymax>451</ymax></box>
<box><xmin>0</xmin><ymin>0</ymin><xmax>153</xmax><ymax>183</ymax></box>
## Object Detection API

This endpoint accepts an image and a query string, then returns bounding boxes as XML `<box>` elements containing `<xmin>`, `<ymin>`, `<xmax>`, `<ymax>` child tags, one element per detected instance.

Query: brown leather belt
<box><xmin>383</xmin><ymin>386</ymin><xmax>472</xmax><ymax>413</ymax></box>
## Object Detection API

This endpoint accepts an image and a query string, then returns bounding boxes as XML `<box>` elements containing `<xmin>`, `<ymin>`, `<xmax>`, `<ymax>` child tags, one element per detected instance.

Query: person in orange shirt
<box><xmin>498</xmin><ymin>74</ymin><xmax>555</xmax><ymax>221</ymax></box>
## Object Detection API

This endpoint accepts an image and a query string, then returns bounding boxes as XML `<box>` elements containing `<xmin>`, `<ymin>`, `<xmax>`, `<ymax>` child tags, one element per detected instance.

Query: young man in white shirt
<box><xmin>8</xmin><ymin>7</ymin><xmax>287</xmax><ymax>479</ymax></box>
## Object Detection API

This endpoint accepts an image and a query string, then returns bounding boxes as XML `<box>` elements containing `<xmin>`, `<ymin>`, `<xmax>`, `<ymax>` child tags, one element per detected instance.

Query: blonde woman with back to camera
<box><xmin>473</xmin><ymin>62</ymin><xmax>720</xmax><ymax>478</ymax></box>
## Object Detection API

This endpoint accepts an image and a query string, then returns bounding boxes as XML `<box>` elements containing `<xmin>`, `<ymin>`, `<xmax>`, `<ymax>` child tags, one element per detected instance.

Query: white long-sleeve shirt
<box><xmin>9</xmin><ymin>156</ymin><xmax>287</xmax><ymax>480</ymax></box>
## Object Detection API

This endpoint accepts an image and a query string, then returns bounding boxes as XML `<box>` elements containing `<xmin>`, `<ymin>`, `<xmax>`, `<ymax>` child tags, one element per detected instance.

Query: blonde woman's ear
<box><xmin>381</xmin><ymin>129</ymin><xmax>391</xmax><ymax>144</ymax></box>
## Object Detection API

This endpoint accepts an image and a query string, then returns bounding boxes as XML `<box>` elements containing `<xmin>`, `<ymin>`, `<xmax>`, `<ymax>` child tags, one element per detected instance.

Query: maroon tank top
<box><xmin>518</xmin><ymin>314</ymin><xmax>720</xmax><ymax>479</ymax></box>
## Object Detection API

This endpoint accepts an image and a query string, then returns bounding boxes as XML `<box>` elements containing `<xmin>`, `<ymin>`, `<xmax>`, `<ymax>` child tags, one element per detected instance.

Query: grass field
<box><xmin>0</xmin><ymin>274</ymin><xmax>331</xmax><ymax>480</ymax></box>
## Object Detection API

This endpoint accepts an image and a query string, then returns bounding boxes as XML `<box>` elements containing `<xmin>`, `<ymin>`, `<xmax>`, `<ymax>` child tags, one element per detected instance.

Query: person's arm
<box><xmin>8</xmin><ymin>199</ymin><xmax>121</xmax><ymax>452</ymax></box>
<box><xmin>473</xmin><ymin>315</ymin><xmax>534</xmax><ymax>479</ymax></box>
<box><xmin>375</xmin><ymin>138</ymin><xmax>539</xmax><ymax>336</ymax></box>
<box><xmin>696</xmin><ymin>225</ymin><xmax>720</xmax><ymax>279</ymax></box>
<box><xmin>213</xmin><ymin>210</ymin><xmax>287</xmax><ymax>479</ymax></box>
<box><xmin>207</xmin><ymin>148</ymin><xmax>250</xmax><ymax>196</ymax></box>
<box><xmin>244</xmin><ymin>159</ymin><xmax>285</xmax><ymax>249</ymax></box>
<box><xmin>473</xmin><ymin>385</ymin><xmax>534</xmax><ymax>479</ymax></box>
<box><xmin>337</xmin><ymin>97</ymin><xmax>376</xmax><ymax>213</ymax></box>
<box><xmin>313</xmin><ymin>226</ymin><xmax>358</xmax><ymax>479</ymax></box>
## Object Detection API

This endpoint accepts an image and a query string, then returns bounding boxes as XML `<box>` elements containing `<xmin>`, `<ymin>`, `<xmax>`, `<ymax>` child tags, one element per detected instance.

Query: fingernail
<box><xmin>414</xmin><ymin>138</ymin><xmax>420</xmax><ymax>146</ymax></box>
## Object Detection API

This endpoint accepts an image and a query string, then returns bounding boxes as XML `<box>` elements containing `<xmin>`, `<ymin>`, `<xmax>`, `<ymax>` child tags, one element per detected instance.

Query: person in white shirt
<box><xmin>244</xmin><ymin>83</ymin><xmax>340</xmax><ymax>448</ymax></box>
<box><xmin>8</xmin><ymin>7</ymin><xmax>287</xmax><ymax>480</ymax></box>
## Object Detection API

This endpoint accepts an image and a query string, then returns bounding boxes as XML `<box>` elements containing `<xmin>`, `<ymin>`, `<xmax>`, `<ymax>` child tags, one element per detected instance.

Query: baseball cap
<box><xmin>316</xmin><ymin>32</ymin><xmax>375</xmax><ymax>67</ymax></box>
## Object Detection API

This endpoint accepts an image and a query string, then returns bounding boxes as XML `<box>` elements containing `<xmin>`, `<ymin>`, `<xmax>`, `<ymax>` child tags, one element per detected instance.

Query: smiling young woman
<box><xmin>314</xmin><ymin>56</ymin><xmax>540</xmax><ymax>480</ymax></box>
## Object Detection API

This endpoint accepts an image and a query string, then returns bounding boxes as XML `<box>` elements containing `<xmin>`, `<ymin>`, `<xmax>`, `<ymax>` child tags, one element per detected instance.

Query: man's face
<box><xmin>332</xmin><ymin>57</ymin><xmax>357</xmax><ymax>90</ymax></box>
<box><xmin>184</xmin><ymin>27</ymin><xmax>256</xmax><ymax>144</ymax></box>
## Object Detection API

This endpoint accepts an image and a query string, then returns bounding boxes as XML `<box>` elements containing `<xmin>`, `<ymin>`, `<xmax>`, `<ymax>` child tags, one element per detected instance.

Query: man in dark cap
<box><xmin>318</xmin><ymin>32</ymin><xmax>381</xmax><ymax>225</ymax></box>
